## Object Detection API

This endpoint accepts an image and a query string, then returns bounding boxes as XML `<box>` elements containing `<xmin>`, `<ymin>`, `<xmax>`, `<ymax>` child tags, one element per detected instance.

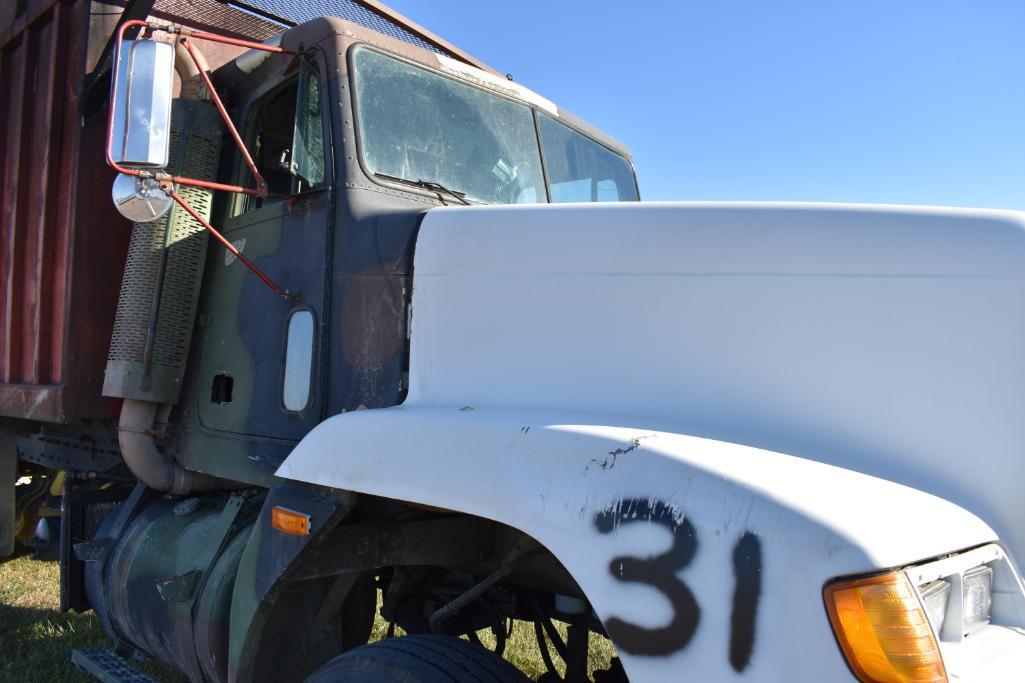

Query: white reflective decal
<box><xmin>283</xmin><ymin>310</ymin><xmax>315</xmax><ymax>412</ymax></box>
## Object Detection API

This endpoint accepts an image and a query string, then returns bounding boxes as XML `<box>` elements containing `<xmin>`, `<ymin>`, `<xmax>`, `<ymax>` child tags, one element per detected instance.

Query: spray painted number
<box><xmin>594</xmin><ymin>499</ymin><xmax>762</xmax><ymax>672</ymax></box>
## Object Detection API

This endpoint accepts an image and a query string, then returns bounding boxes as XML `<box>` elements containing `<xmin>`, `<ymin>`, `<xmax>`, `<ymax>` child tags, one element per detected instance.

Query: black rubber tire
<box><xmin>305</xmin><ymin>634</ymin><xmax>531</xmax><ymax>683</ymax></box>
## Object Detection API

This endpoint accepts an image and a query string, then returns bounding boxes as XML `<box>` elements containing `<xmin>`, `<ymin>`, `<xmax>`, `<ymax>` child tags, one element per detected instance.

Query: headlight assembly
<box><xmin>824</xmin><ymin>544</ymin><xmax>1025</xmax><ymax>683</ymax></box>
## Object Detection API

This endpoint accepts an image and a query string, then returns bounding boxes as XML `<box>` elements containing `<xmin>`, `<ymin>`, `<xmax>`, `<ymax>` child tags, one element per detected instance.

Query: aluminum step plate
<box><xmin>70</xmin><ymin>648</ymin><xmax>155</xmax><ymax>683</ymax></box>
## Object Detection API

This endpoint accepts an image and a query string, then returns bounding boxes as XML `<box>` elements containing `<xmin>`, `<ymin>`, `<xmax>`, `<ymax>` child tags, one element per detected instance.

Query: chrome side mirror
<box><xmin>111</xmin><ymin>39</ymin><xmax>175</xmax><ymax>169</ymax></box>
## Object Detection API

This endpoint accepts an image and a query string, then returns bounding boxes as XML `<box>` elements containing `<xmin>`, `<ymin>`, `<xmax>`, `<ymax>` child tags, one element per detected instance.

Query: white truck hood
<box><xmin>401</xmin><ymin>201</ymin><xmax>1025</xmax><ymax>565</ymax></box>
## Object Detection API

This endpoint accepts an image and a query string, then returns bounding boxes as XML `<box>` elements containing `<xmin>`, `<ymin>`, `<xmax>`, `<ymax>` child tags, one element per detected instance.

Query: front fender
<box><xmin>277</xmin><ymin>405</ymin><xmax>995</xmax><ymax>682</ymax></box>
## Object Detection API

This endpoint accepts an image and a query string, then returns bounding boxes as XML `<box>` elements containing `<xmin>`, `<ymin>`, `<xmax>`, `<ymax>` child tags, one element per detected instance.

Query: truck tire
<box><xmin>305</xmin><ymin>634</ymin><xmax>531</xmax><ymax>683</ymax></box>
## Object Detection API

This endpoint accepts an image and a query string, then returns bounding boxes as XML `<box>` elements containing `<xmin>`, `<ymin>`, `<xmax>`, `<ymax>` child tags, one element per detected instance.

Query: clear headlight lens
<box><xmin>918</xmin><ymin>579</ymin><xmax>951</xmax><ymax>633</ymax></box>
<box><xmin>962</xmin><ymin>565</ymin><xmax>993</xmax><ymax>635</ymax></box>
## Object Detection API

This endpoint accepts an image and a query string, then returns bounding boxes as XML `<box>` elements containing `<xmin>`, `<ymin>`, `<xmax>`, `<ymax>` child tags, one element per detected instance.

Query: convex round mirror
<box><xmin>112</xmin><ymin>173</ymin><xmax>173</xmax><ymax>223</ymax></box>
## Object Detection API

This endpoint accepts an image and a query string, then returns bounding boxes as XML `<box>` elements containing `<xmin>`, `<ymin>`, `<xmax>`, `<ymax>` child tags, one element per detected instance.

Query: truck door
<box><xmin>193</xmin><ymin>58</ymin><xmax>331</xmax><ymax>444</ymax></box>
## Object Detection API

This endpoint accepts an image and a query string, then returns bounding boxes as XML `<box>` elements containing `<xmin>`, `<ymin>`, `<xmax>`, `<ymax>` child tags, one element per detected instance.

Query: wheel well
<box><xmin>284</xmin><ymin>495</ymin><xmax>626</xmax><ymax>682</ymax></box>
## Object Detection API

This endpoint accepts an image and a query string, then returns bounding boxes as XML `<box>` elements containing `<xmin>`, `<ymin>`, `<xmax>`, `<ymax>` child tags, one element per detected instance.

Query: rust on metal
<box><xmin>180</xmin><ymin>35</ymin><xmax>269</xmax><ymax>196</ymax></box>
<box><xmin>0</xmin><ymin>0</ymin><xmax>261</xmax><ymax>423</ymax></box>
<box><xmin>350</xmin><ymin>0</ymin><xmax>500</xmax><ymax>76</ymax></box>
<box><xmin>0</xmin><ymin>0</ymin><xmax>126</xmax><ymax>422</ymax></box>
<box><xmin>150</xmin><ymin>0</ymin><xmax>281</xmax><ymax>43</ymax></box>
<box><xmin>2</xmin><ymin>0</ymin><xmax>492</xmax><ymax>423</ymax></box>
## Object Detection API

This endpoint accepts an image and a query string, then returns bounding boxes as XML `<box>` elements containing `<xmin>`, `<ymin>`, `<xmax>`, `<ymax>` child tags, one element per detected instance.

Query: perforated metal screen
<box><xmin>104</xmin><ymin>101</ymin><xmax>222</xmax><ymax>403</ymax></box>
<box><xmin>153</xmin><ymin>0</ymin><xmax>282</xmax><ymax>40</ymax></box>
<box><xmin>226</xmin><ymin>0</ymin><xmax>444</xmax><ymax>53</ymax></box>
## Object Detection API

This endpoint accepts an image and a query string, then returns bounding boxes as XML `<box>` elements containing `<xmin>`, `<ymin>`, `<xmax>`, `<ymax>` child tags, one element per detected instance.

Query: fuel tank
<box><xmin>85</xmin><ymin>492</ymin><xmax>256</xmax><ymax>683</ymax></box>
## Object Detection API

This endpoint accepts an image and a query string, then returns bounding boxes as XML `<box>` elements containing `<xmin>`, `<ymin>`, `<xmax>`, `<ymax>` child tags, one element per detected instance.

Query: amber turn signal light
<box><xmin>271</xmin><ymin>506</ymin><xmax>312</xmax><ymax>536</ymax></box>
<box><xmin>824</xmin><ymin>571</ymin><xmax>947</xmax><ymax>683</ymax></box>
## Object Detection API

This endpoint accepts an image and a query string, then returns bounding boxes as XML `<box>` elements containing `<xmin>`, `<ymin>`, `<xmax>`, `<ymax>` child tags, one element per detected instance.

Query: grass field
<box><xmin>0</xmin><ymin>550</ymin><xmax>614</xmax><ymax>681</ymax></box>
<box><xmin>0</xmin><ymin>551</ymin><xmax>185</xmax><ymax>683</ymax></box>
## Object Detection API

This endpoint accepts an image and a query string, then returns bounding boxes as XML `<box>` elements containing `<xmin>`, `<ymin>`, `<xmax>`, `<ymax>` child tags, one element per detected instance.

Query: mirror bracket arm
<box><xmin>107</xmin><ymin>21</ymin><xmax>296</xmax><ymax>299</ymax></box>
<box><xmin>179</xmin><ymin>36</ymin><xmax>269</xmax><ymax>198</ymax></box>
<box><xmin>163</xmin><ymin>184</ymin><xmax>298</xmax><ymax>303</ymax></box>
<box><xmin>106</xmin><ymin>20</ymin><xmax>288</xmax><ymax>195</ymax></box>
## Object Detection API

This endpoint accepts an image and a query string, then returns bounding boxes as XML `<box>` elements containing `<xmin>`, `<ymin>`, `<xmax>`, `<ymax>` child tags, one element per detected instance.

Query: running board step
<box><xmin>70</xmin><ymin>648</ymin><xmax>156</xmax><ymax>683</ymax></box>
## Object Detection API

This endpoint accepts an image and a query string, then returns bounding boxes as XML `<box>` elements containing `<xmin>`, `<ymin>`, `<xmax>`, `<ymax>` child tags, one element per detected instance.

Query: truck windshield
<box><xmin>352</xmin><ymin>46</ymin><xmax>546</xmax><ymax>204</ymax></box>
<box><xmin>351</xmin><ymin>46</ymin><xmax>637</xmax><ymax>204</ymax></box>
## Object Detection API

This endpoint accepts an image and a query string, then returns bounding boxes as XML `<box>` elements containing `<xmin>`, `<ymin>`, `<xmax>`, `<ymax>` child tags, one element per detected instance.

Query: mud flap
<box><xmin>1</xmin><ymin>429</ymin><xmax>15</xmax><ymax>557</ymax></box>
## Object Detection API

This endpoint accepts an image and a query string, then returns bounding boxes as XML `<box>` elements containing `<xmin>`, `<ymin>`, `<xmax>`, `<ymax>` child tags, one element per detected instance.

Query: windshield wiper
<box><xmin>374</xmin><ymin>173</ymin><xmax>471</xmax><ymax>205</ymax></box>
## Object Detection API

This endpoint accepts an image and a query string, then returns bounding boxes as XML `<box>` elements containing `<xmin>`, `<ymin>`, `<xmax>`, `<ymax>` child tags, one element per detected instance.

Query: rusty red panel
<box><xmin>0</xmin><ymin>0</ymin><xmax>272</xmax><ymax>423</ymax></box>
<box><xmin>0</xmin><ymin>0</ymin><xmax>118</xmax><ymax>422</ymax></box>
<box><xmin>49</xmin><ymin>0</ymin><xmax>76</xmax><ymax>388</ymax></box>
<box><xmin>0</xmin><ymin>14</ymin><xmax>29</xmax><ymax>387</ymax></box>
<box><xmin>21</xmin><ymin>7</ymin><xmax>59</xmax><ymax>385</ymax></box>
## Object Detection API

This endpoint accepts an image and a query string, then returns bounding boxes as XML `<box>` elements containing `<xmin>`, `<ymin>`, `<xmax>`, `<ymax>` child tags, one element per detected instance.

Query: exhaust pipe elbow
<box><xmin>118</xmin><ymin>399</ymin><xmax>219</xmax><ymax>495</ymax></box>
<box><xmin>174</xmin><ymin>39</ymin><xmax>211</xmax><ymax>102</ymax></box>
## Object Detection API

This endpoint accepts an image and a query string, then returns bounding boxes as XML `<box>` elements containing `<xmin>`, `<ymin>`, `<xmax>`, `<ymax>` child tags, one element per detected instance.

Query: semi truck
<box><xmin>2</xmin><ymin>1</ymin><xmax>1025</xmax><ymax>681</ymax></box>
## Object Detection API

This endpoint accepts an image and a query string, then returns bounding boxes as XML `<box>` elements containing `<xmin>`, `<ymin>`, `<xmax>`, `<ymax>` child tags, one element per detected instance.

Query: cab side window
<box><xmin>537</xmin><ymin>113</ymin><xmax>638</xmax><ymax>203</ymax></box>
<box><xmin>292</xmin><ymin>60</ymin><xmax>325</xmax><ymax>190</ymax></box>
<box><xmin>242</xmin><ymin>59</ymin><xmax>326</xmax><ymax>212</ymax></box>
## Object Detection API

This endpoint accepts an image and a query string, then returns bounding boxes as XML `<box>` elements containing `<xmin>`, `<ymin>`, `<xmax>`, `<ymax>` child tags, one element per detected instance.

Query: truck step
<box><xmin>70</xmin><ymin>648</ymin><xmax>156</xmax><ymax>683</ymax></box>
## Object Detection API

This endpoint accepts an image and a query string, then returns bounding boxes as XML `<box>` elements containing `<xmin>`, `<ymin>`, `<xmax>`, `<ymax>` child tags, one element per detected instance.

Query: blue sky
<box><xmin>384</xmin><ymin>1</ymin><xmax>1024</xmax><ymax>208</ymax></box>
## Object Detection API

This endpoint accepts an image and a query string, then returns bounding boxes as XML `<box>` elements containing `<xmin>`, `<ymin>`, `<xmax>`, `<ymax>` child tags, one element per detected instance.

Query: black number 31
<box><xmin>594</xmin><ymin>499</ymin><xmax>762</xmax><ymax>672</ymax></box>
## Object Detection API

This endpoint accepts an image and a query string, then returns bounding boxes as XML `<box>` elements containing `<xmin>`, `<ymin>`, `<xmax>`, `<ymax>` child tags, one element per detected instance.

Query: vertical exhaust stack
<box><xmin>103</xmin><ymin>57</ymin><xmax>226</xmax><ymax>494</ymax></box>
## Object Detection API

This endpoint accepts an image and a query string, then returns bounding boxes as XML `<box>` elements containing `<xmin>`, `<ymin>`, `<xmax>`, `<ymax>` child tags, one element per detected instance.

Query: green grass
<box><xmin>0</xmin><ymin>550</ymin><xmax>184</xmax><ymax>682</ymax></box>
<box><xmin>1</xmin><ymin>551</ymin><xmax>614</xmax><ymax>681</ymax></box>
